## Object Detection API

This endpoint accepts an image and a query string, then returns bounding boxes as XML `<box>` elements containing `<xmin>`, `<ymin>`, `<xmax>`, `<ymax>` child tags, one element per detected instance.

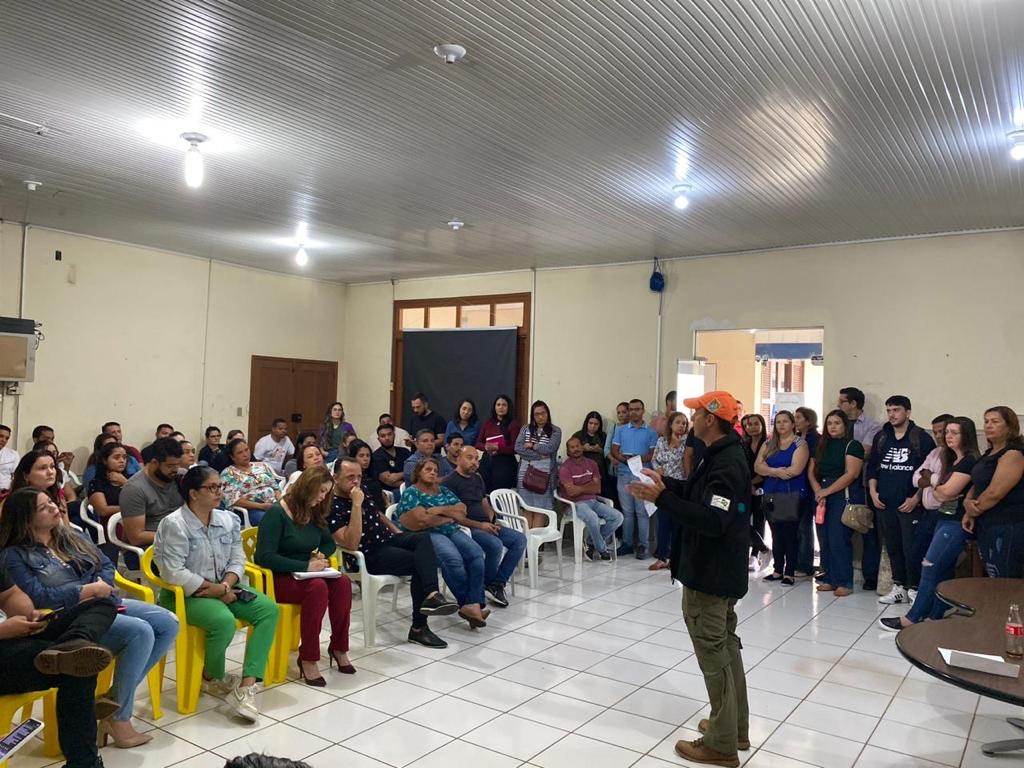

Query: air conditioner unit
<box><xmin>0</xmin><ymin>317</ymin><xmax>40</xmax><ymax>382</ymax></box>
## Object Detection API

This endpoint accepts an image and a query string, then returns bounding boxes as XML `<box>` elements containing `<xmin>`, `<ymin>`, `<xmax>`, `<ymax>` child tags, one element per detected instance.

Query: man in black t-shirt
<box><xmin>371</xmin><ymin>424</ymin><xmax>410</xmax><ymax>501</ymax></box>
<box><xmin>328</xmin><ymin>458</ymin><xmax>457</xmax><ymax>648</ymax></box>
<box><xmin>406</xmin><ymin>392</ymin><xmax>447</xmax><ymax>451</ymax></box>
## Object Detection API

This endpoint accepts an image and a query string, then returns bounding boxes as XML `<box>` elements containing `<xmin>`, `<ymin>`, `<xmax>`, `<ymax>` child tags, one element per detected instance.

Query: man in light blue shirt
<box><xmin>611</xmin><ymin>399</ymin><xmax>659</xmax><ymax>559</ymax></box>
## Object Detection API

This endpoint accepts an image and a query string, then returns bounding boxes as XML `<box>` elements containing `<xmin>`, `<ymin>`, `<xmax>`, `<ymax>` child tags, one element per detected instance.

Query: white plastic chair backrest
<box><xmin>382</xmin><ymin>490</ymin><xmax>394</xmax><ymax>508</ymax></box>
<box><xmin>80</xmin><ymin>502</ymin><xmax>107</xmax><ymax>544</ymax></box>
<box><xmin>385</xmin><ymin>502</ymin><xmax>399</xmax><ymax>522</ymax></box>
<box><xmin>106</xmin><ymin>512</ymin><xmax>145</xmax><ymax>558</ymax></box>
<box><xmin>489</xmin><ymin>489</ymin><xmax>528</xmax><ymax>534</ymax></box>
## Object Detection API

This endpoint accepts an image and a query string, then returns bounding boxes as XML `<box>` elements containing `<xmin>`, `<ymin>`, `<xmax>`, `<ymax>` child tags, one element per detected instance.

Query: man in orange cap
<box><xmin>629</xmin><ymin>390</ymin><xmax>750</xmax><ymax>767</ymax></box>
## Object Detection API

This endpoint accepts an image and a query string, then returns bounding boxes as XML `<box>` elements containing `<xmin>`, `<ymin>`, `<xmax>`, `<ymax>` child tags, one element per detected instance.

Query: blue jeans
<box><xmin>574</xmin><ymin>498</ymin><xmax>624</xmax><ymax>554</ymax></box>
<box><xmin>819</xmin><ymin>479</ymin><xmax>860</xmax><ymax>590</ymax></box>
<box><xmin>471</xmin><ymin>525</ymin><xmax>527</xmax><ymax>588</ymax></box>
<box><xmin>100</xmin><ymin>599</ymin><xmax>179</xmax><ymax>720</ymax></box>
<box><xmin>618</xmin><ymin>474</ymin><xmax>649</xmax><ymax>550</ymax></box>
<box><xmin>430</xmin><ymin>531</ymin><xmax>486</xmax><ymax>607</ymax></box>
<box><xmin>906</xmin><ymin>517</ymin><xmax>970</xmax><ymax>623</ymax></box>
<box><xmin>978</xmin><ymin>521</ymin><xmax>1024</xmax><ymax>580</ymax></box>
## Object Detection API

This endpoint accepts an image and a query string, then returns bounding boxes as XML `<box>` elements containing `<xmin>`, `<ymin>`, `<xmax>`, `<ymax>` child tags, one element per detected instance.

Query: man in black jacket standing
<box><xmin>630</xmin><ymin>391</ymin><xmax>750</xmax><ymax>767</ymax></box>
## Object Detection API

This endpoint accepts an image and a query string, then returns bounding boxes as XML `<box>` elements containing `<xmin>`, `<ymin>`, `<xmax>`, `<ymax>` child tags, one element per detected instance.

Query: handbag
<box><xmin>841</xmin><ymin>488</ymin><xmax>873</xmax><ymax>533</ymax></box>
<box><xmin>765</xmin><ymin>480</ymin><xmax>800</xmax><ymax>523</ymax></box>
<box><xmin>523</xmin><ymin>462</ymin><xmax>551</xmax><ymax>494</ymax></box>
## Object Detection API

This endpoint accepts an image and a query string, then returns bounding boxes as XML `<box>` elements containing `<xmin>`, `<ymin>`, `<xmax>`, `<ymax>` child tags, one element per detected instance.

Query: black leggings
<box><xmin>0</xmin><ymin>600</ymin><xmax>116</xmax><ymax>768</ymax></box>
<box><xmin>769</xmin><ymin>520</ymin><xmax>799</xmax><ymax>577</ymax></box>
<box><xmin>749</xmin><ymin>495</ymin><xmax>767</xmax><ymax>556</ymax></box>
<box><xmin>364</xmin><ymin>532</ymin><xmax>440</xmax><ymax>627</ymax></box>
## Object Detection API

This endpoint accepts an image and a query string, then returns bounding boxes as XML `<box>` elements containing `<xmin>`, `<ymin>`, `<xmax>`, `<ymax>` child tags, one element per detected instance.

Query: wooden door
<box><xmin>248</xmin><ymin>356</ymin><xmax>338</xmax><ymax>443</ymax></box>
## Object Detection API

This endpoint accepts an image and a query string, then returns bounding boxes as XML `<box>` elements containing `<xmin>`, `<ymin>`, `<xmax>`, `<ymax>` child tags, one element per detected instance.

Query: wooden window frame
<box><xmin>391</xmin><ymin>292</ymin><xmax>531</xmax><ymax>425</ymax></box>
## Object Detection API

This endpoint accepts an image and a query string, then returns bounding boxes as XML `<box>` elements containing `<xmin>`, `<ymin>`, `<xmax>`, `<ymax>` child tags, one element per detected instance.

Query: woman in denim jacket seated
<box><xmin>0</xmin><ymin>487</ymin><xmax>179</xmax><ymax>749</ymax></box>
<box><xmin>153</xmin><ymin>466</ymin><xmax>279</xmax><ymax>725</ymax></box>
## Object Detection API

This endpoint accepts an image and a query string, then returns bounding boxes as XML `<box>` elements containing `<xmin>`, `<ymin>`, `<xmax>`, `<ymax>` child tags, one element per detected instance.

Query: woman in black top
<box><xmin>880</xmin><ymin>416</ymin><xmax>979</xmax><ymax>629</ymax></box>
<box><xmin>87</xmin><ymin>442</ymin><xmax>129</xmax><ymax>560</ymax></box>
<box><xmin>964</xmin><ymin>407</ymin><xmax>1024</xmax><ymax>579</ymax></box>
<box><xmin>349</xmin><ymin>439</ymin><xmax>387</xmax><ymax>511</ymax></box>
<box><xmin>741</xmin><ymin>414</ymin><xmax>769</xmax><ymax>568</ymax></box>
<box><xmin>573</xmin><ymin>411</ymin><xmax>609</xmax><ymax>498</ymax></box>
<box><xmin>198</xmin><ymin>426</ymin><xmax>223</xmax><ymax>466</ymax></box>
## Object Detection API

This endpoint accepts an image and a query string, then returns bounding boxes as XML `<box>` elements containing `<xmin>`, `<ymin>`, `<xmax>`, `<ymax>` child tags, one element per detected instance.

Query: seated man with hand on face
<box><xmin>403</xmin><ymin>429</ymin><xmax>453</xmax><ymax>485</ymax></box>
<box><xmin>443</xmin><ymin>445</ymin><xmax>527</xmax><ymax>607</ymax></box>
<box><xmin>559</xmin><ymin>436</ymin><xmax>624</xmax><ymax>561</ymax></box>
<box><xmin>120</xmin><ymin>437</ymin><xmax>184</xmax><ymax>548</ymax></box>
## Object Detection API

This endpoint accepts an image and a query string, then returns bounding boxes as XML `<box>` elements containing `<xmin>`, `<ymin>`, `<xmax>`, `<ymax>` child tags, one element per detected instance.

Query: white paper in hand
<box><xmin>627</xmin><ymin>456</ymin><xmax>659</xmax><ymax>517</ymax></box>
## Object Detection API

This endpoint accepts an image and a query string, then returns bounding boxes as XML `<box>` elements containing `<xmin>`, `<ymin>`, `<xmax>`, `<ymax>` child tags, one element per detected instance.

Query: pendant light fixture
<box><xmin>180</xmin><ymin>132</ymin><xmax>208</xmax><ymax>188</ymax></box>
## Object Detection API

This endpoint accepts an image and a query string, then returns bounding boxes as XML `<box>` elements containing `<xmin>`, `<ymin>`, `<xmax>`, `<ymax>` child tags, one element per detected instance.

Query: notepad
<box><xmin>293</xmin><ymin>568</ymin><xmax>343</xmax><ymax>580</ymax></box>
<box><xmin>939</xmin><ymin>647</ymin><xmax>1021</xmax><ymax>678</ymax></box>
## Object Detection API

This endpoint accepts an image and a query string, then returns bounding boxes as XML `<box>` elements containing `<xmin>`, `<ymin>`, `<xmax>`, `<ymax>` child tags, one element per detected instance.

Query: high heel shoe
<box><xmin>329</xmin><ymin>650</ymin><xmax>356</xmax><ymax>675</ymax></box>
<box><xmin>298</xmin><ymin>660</ymin><xmax>326</xmax><ymax>687</ymax></box>
<box><xmin>97</xmin><ymin>718</ymin><xmax>153</xmax><ymax>749</ymax></box>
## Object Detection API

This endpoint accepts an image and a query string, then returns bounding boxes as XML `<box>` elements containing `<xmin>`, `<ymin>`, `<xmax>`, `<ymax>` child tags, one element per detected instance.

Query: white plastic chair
<box><xmin>553</xmin><ymin>492</ymin><xmax>619</xmax><ymax>567</ymax></box>
<box><xmin>106</xmin><ymin>511</ymin><xmax>145</xmax><ymax>580</ymax></box>
<box><xmin>343</xmin><ymin>501</ymin><xmax>404</xmax><ymax>647</ymax></box>
<box><xmin>489</xmin><ymin>489</ymin><xmax>562</xmax><ymax>588</ymax></box>
<box><xmin>232</xmin><ymin>506</ymin><xmax>254</xmax><ymax>529</ymax></box>
<box><xmin>79</xmin><ymin>501</ymin><xmax>107</xmax><ymax>545</ymax></box>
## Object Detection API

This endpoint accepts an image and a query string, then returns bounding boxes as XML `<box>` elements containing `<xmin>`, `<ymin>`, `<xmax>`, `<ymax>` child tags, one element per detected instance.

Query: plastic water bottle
<box><xmin>1006</xmin><ymin>604</ymin><xmax>1024</xmax><ymax>658</ymax></box>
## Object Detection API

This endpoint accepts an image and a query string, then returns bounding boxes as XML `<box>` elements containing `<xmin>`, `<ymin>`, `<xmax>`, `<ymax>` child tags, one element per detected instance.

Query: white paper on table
<box><xmin>938</xmin><ymin>647</ymin><xmax>1021</xmax><ymax>678</ymax></box>
<box><xmin>627</xmin><ymin>456</ymin><xmax>659</xmax><ymax>517</ymax></box>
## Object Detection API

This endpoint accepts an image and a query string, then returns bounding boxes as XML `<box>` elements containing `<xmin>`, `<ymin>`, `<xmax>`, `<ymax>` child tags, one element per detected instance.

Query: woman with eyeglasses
<box><xmin>0</xmin><ymin>487</ymin><xmax>178</xmax><ymax>748</ymax></box>
<box><xmin>153</xmin><ymin>466</ymin><xmax>279</xmax><ymax>724</ymax></box>
<box><xmin>220</xmin><ymin>438</ymin><xmax>282</xmax><ymax>527</ymax></box>
<box><xmin>754</xmin><ymin>411</ymin><xmax>809</xmax><ymax>585</ymax></box>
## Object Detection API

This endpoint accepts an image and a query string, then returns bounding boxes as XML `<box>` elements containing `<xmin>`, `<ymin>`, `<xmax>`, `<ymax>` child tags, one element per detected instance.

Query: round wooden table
<box><xmin>896</xmin><ymin>578</ymin><xmax>1024</xmax><ymax>755</ymax></box>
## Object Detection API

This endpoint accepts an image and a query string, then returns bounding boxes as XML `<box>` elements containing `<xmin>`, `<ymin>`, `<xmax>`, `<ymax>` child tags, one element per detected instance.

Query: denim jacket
<box><xmin>0</xmin><ymin>532</ymin><xmax>117</xmax><ymax>611</ymax></box>
<box><xmin>153</xmin><ymin>504</ymin><xmax>246</xmax><ymax>596</ymax></box>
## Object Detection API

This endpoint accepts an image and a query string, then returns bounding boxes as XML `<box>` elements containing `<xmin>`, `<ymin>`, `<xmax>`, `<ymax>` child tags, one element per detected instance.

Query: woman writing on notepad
<box><xmin>254</xmin><ymin>465</ymin><xmax>355</xmax><ymax>685</ymax></box>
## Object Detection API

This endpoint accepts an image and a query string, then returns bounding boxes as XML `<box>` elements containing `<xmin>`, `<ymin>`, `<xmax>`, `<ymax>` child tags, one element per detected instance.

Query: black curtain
<box><xmin>401</xmin><ymin>328</ymin><xmax>517</xmax><ymax>429</ymax></box>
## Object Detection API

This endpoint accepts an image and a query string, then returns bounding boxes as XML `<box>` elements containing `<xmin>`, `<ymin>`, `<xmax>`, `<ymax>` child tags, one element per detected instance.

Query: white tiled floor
<box><xmin>15</xmin><ymin>554</ymin><xmax>1024</xmax><ymax>768</ymax></box>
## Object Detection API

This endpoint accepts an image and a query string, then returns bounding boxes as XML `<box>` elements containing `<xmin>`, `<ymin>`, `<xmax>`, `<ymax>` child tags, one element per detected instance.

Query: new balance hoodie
<box><xmin>867</xmin><ymin>420</ymin><xmax>936</xmax><ymax>503</ymax></box>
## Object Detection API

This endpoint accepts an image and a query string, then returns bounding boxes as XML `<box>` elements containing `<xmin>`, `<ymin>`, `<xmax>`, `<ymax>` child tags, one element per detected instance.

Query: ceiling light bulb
<box><xmin>1008</xmin><ymin>131</ymin><xmax>1024</xmax><ymax>161</ymax></box>
<box><xmin>447</xmin><ymin>219</ymin><xmax>464</xmax><ymax>231</ymax></box>
<box><xmin>672</xmin><ymin>183</ymin><xmax>693</xmax><ymax>210</ymax></box>
<box><xmin>180</xmin><ymin>132</ymin><xmax>208</xmax><ymax>189</ymax></box>
<box><xmin>295</xmin><ymin>247</ymin><xmax>309</xmax><ymax>266</ymax></box>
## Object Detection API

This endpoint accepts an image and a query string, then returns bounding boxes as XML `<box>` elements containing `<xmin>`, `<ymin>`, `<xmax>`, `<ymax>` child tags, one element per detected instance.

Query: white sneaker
<box><xmin>878</xmin><ymin>585</ymin><xmax>908</xmax><ymax>605</ymax></box>
<box><xmin>908</xmin><ymin>589</ymin><xmax>917</xmax><ymax>604</ymax></box>
<box><xmin>228</xmin><ymin>682</ymin><xmax>260</xmax><ymax>723</ymax></box>
<box><xmin>201</xmin><ymin>672</ymin><xmax>240</xmax><ymax>697</ymax></box>
<box><xmin>757</xmin><ymin>551</ymin><xmax>772</xmax><ymax>573</ymax></box>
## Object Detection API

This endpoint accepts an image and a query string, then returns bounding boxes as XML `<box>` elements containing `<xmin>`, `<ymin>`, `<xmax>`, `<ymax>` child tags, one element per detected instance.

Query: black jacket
<box><xmin>658</xmin><ymin>431</ymin><xmax>751</xmax><ymax>600</ymax></box>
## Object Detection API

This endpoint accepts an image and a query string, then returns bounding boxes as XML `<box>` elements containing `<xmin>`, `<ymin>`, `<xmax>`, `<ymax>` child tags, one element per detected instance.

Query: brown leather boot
<box><xmin>674</xmin><ymin>737</ymin><xmax>739</xmax><ymax>767</ymax></box>
<box><xmin>698</xmin><ymin>718</ymin><xmax>751</xmax><ymax>750</ymax></box>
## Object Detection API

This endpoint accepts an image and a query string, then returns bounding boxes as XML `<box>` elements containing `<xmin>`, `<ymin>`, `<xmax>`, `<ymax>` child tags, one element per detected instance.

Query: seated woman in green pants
<box><xmin>153</xmin><ymin>466</ymin><xmax>279</xmax><ymax>724</ymax></box>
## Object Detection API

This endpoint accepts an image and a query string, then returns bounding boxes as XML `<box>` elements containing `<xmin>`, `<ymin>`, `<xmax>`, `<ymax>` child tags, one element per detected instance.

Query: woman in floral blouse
<box><xmin>220</xmin><ymin>438</ymin><xmax>281</xmax><ymax>527</ymax></box>
<box><xmin>649</xmin><ymin>411</ymin><xmax>688</xmax><ymax>570</ymax></box>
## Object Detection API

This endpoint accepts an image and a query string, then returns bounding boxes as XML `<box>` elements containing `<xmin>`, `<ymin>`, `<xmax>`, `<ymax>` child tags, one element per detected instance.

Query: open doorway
<box><xmin>688</xmin><ymin>328</ymin><xmax>824</xmax><ymax>424</ymax></box>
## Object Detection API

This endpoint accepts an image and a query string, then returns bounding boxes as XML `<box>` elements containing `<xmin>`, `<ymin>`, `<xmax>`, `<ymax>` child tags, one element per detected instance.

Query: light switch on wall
<box><xmin>237</xmin><ymin>406</ymin><xmax>243</xmax><ymax>416</ymax></box>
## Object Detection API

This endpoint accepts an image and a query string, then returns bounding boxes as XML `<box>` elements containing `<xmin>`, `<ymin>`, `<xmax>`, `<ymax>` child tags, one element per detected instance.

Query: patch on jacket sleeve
<box><xmin>710</xmin><ymin>494</ymin><xmax>731</xmax><ymax>511</ymax></box>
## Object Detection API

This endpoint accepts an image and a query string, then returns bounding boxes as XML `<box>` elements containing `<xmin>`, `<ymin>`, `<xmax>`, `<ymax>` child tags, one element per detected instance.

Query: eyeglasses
<box><xmin>201</xmin><ymin>483</ymin><xmax>224</xmax><ymax>492</ymax></box>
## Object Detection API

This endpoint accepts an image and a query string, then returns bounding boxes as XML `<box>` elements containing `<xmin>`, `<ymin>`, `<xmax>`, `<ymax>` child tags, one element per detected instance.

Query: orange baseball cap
<box><xmin>683</xmin><ymin>390</ymin><xmax>741</xmax><ymax>424</ymax></box>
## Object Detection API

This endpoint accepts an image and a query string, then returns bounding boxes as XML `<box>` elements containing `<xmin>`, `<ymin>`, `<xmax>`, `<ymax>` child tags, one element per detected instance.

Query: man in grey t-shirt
<box><xmin>120</xmin><ymin>437</ymin><xmax>184</xmax><ymax>547</ymax></box>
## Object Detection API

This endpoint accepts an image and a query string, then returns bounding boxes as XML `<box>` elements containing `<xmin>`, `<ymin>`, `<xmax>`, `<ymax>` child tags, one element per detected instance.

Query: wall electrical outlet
<box><xmin>236</xmin><ymin>406</ymin><xmax>243</xmax><ymax>416</ymax></box>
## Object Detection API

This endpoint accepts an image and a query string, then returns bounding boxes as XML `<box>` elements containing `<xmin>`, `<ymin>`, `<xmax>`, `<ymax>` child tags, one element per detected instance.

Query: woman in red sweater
<box><xmin>475</xmin><ymin>395</ymin><xmax>521</xmax><ymax>492</ymax></box>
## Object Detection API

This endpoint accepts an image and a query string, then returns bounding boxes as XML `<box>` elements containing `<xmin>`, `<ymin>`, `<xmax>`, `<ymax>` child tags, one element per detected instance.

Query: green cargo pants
<box><xmin>682</xmin><ymin>587</ymin><xmax>750</xmax><ymax>754</ymax></box>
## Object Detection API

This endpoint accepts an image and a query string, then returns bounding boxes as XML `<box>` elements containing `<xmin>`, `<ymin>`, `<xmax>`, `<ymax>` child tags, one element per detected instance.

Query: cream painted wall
<box><xmin>4</xmin><ymin>227</ymin><xmax>345</xmax><ymax>466</ymax></box>
<box><xmin>344</xmin><ymin>228</ymin><xmax>1024</xmax><ymax>446</ymax></box>
<box><xmin>660</xmin><ymin>230</ymin><xmax>1024</xmax><ymax>427</ymax></box>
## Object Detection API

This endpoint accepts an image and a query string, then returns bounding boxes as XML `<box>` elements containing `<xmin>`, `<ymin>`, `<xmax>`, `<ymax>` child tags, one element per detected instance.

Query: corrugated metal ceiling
<box><xmin>0</xmin><ymin>0</ymin><xmax>1021</xmax><ymax>282</ymax></box>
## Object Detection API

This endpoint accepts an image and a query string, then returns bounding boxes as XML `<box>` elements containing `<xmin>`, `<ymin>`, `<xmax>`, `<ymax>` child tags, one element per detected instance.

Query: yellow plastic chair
<box><xmin>0</xmin><ymin>690</ymin><xmax>58</xmax><ymax>765</ymax></box>
<box><xmin>141</xmin><ymin>547</ymin><xmax>270</xmax><ymax>714</ymax></box>
<box><xmin>108</xmin><ymin>571</ymin><xmax>166</xmax><ymax>720</ymax></box>
<box><xmin>240</xmin><ymin>528</ymin><xmax>299</xmax><ymax>685</ymax></box>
